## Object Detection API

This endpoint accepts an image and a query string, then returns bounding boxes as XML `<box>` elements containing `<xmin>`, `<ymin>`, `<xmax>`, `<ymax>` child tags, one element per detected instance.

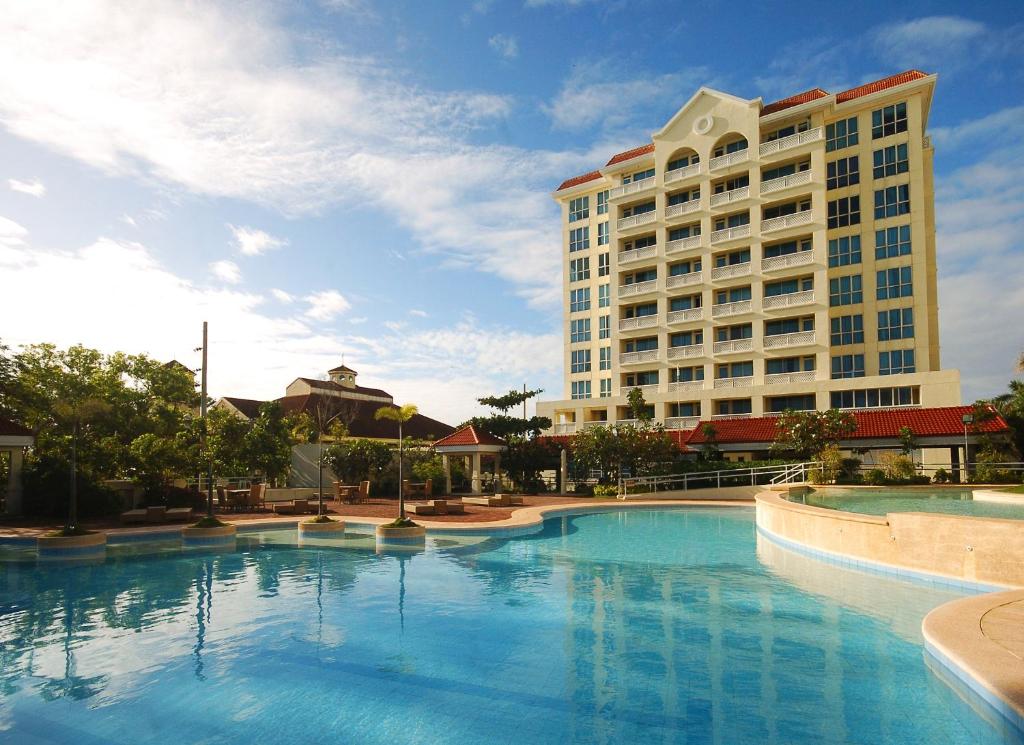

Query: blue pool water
<box><xmin>0</xmin><ymin>509</ymin><xmax>1020</xmax><ymax>744</ymax></box>
<box><xmin>794</xmin><ymin>487</ymin><xmax>1024</xmax><ymax>520</ymax></box>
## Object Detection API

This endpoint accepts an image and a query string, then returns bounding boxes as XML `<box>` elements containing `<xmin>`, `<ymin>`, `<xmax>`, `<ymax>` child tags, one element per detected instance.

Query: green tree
<box><xmin>897</xmin><ymin>426</ymin><xmax>917</xmax><ymax>456</ymax></box>
<box><xmin>771</xmin><ymin>409</ymin><xmax>857</xmax><ymax>460</ymax></box>
<box><xmin>374</xmin><ymin>404</ymin><xmax>419</xmax><ymax>520</ymax></box>
<box><xmin>698</xmin><ymin>424</ymin><xmax>721</xmax><ymax>461</ymax></box>
<box><xmin>243</xmin><ymin>402</ymin><xmax>295</xmax><ymax>486</ymax></box>
<box><xmin>324</xmin><ymin>438</ymin><xmax>393</xmax><ymax>486</ymax></box>
<box><xmin>467</xmin><ymin>387</ymin><xmax>554</xmax><ymax>492</ymax></box>
<box><xmin>53</xmin><ymin>398</ymin><xmax>112</xmax><ymax>532</ymax></box>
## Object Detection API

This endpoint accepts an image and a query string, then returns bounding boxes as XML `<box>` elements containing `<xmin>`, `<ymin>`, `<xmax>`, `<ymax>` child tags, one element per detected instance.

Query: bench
<box><xmin>461</xmin><ymin>494</ymin><xmax>524</xmax><ymax>508</ymax></box>
<box><xmin>406</xmin><ymin>499</ymin><xmax>465</xmax><ymax>516</ymax></box>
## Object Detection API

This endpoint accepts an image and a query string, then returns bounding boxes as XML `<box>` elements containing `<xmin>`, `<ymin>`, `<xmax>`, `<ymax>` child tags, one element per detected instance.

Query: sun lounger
<box><xmin>406</xmin><ymin>499</ymin><xmax>452</xmax><ymax>516</ymax></box>
<box><xmin>121</xmin><ymin>506</ymin><xmax>169</xmax><ymax>524</ymax></box>
<box><xmin>167</xmin><ymin>507</ymin><xmax>194</xmax><ymax>522</ymax></box>
<box><xmin>120</xmin><ymin>508</ymin><xmax>148</xmax><ymax>524</ymax></box>
<box><xmin>272</xmin><ymin>499</ymin><xmax>310</xmax><ymax>515</ymax></box>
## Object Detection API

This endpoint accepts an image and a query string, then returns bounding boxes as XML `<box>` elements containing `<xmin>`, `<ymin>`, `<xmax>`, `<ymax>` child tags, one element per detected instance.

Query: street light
<box><xmin>962</xmin><ymin>412</ymin><xmax>974</xmax><ymax>482</ymax></box>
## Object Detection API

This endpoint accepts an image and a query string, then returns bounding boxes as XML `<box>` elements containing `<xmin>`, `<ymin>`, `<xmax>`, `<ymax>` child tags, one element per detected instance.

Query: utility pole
<box><xmin>200</xmin><ymin>322</ymin><xmax>213</xmax><ymax>518</ymax></box>
<box><xmin>523</xmin><ymin>382</ymin><xmax>527</xmax><ymax>421</ymax></box>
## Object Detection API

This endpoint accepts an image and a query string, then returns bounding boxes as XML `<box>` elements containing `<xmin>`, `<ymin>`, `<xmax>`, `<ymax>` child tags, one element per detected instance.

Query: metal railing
<box><xmin>619</xmin><ymin>461</ymin><xmax>820</xmax><ymax>498</ymax></box>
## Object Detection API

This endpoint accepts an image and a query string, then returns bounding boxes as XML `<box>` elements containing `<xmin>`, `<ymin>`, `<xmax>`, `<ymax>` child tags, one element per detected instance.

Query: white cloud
<box><xmin>0</xmin><ymin>1</ymin><xmax>588</xmax><ymax>307</ymax></box>
<box><xmin>488</xmin><ymin>34</ymin><xmax>519</xmax><ymax>60</ymax></box>
<box><xmin>0</xmin><ymin>235</ymin><xmax>560</xmax><ymax>423</ymax></box>
<box><xmin>271</xmin><ymin>288</ymin><xmax>294</xmax><ymax>303</ymax></box>
<box><xmin>8</xmin><ymin>178</ymin><xmax>46</xmax><ymax>197</ymax></box>
<box><xmin>871</xmin><ymin>16</ymin><xmax>985</xmax><ymax>70</ymax></box>
<box><xmin>931</xmin><ymin>106</ymin><xmax>1024</xmax><ymax>151</ymax></box>
<box><xmin>0</xmin><ymin>215</ymin><xmax>28</xmax><ymax>247</ymax></box>
<box><xmin>409</xmin><ymin>309</ymin><xmax>428</xmax><ymax>317</ymax></box>
<box><xmin>229</xmin><ymin>224</ymin><xmax>288</xmax><ymax>256</ymax></box>
<box><xmin>304</xmin><ymin>290</ymin><xmax>350</xmax><ymax>321</ymax></box>
<box><xmin>209</xmin><ymin>259</ymin><xmax>242</xmax><ymax>284</ymax></box>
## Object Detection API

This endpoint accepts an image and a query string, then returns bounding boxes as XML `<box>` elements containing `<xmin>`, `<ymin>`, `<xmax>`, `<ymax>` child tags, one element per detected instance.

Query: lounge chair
<box><xmin>406</xmin><ymin>499</ymin><xmax>450</xmax><ymax>516</ymax></box>
<box><xmin>167</xmin><ymin>507</ymin><xmax>194</xmax><ymax>522</ymax></box>
<box><xmin>273</xmin><ymin>499</ymin><xmax>310</xmax><ymax>515</ymax></box>
<box><xmin>121</xmin><ymin>508</ymin><xmax>148</xmax><ymax>524</ymax></box>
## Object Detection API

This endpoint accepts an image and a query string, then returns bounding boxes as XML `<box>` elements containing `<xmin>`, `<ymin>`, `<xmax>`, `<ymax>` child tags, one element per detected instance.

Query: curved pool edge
<box><xmin>923</xmin><ymin>590</ymin><xmax>1024</xmax><ymax>734</ymax></box>
<box><xmin>755</xmin><ymin>491</ymin><xmax>1024</xmax><ymax>589</ymax></box>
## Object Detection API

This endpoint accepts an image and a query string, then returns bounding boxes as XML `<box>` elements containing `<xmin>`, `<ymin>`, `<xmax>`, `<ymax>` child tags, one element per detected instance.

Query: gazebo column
<box><xmin>6</xmin><ymin>448</ymin><xmax>24</xmax><ymax>515</ymax></box>
<box><xmin>471</xmin><ymin>453</ymin><xmax>482</xmax><ymax>494</ymax></box>
<box><xmin>442</xmin><ymin>454</ymin><xmax>452</xmax><ymax>495</ymax></box>
<box><xmin>494</xmin><ymin>452</ymin><xmax>502</xmax><ymax>492</ymax></box>
<box><xmin>560</xmin><ymin>448</ymin><xmax>568</xmax><ymax>494</ymax></box>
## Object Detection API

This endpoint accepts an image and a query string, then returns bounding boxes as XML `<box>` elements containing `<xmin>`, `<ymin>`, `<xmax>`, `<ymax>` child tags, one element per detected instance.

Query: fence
<box><xmin>618</xmin><ymin>461</ymin><xmax>821</xmax><ymax>498</ymax></box>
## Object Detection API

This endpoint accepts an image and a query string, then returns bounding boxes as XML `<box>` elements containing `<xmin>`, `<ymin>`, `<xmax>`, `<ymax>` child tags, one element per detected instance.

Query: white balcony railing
<box><xmin>711</xmin><ymin>299</ymin><xmax>752</xmax><ymax>318</ymax></box>
<box><xmin>762</xmin><ymin>210</ymin><xmax>813</xmax><ymax>233</ymax></box>
<box><xmin>762</xmin><ymin>290</ymin><xmax>815</xmax><ymax>310</ymax></box>
<box><xmin>709</xmin><ymin>149</ymin><xmax>750</xmax><ymax>171</ymax></box>
<box><xmin>619</xmin><ymin>384</ymin><xmax>659</xmax><ymax>397</ymax></box>
<box><xmin>618</xmin><ymin>245</ymin><xmax>657</xmax><ymax>264</ymax></box>
<box><xmin>553</xmin><ymin>422</ymin><xmax>576</xmax><ymax>435</ymax></box>
<box><xmin>764</xmin><ymin>370</ymin><xmax>817</xmax><ymax>386</ymax></box>
<box><xmin>710</xmin><ymin>262</ymin><xmax>752</xmax><ymax>281</ymax></box>
<box><xmin>665</xmin><ymin>162</ymin><xmax>701</xmax><ymax>184</ymax></box>
<box><xmin>758</xmin><ymin>126</ymin><xmax>824</xmax><ymax>158</ymax></box>
<box><xmin>763</xmin><ymin>330</ymin><xmax>816</xmax><ymax>349</ymax></box>
<box><xmin>619</xmin><ymin>316</ymin><xmax>658</xmax><ymax>332</ymax></box>
<box><xmin>667</xmin><ymin>380</ymin><xmax>704</xmax><ymax>393</ymax></box>
<box><xmin>665</xmin><ymin>416</ymin><xmax>701</xmax><ymax>430</ymax></box>
<box><xmin>760</xmin><ymin>169</ymin><xmax>812</xmax><ymax>196</ymax></box>
<box><xmin>620</xmin><ymin>349</ymin><xmax>659</xmax><ymax>365</ymax></box>
<box><xmin>615</xmin><ymin>418</ymin><xmax>638</xmax><ymax>426</ymax></box>
<box><xmin>618</xmin><ymin>279</ymin><xmax>658</xmax><ymax>298</ymax></box>
<box><xmin>710</xmin><ymin>224</ymin><xmax>751</xmax><ymax>244</ymax></box>
<box><xmin>666</xmin><ymin>235</ymin><xmax>701</xmax><ymax>254</ymax></box>
<box><xmin>667</xmin><ymin>271</ymin><xmax>702</xmax><ymax>289</ymax></box>
<box><xmin>761</xmin><ymin>251</ymin><xmax>814</xmax><ymax>272</ymax></box>
<box><xmin>709</xmin><ymin>185</ymin><xmax>750</xmax><ymax>208</ymax></box>
<box><xmin>665</xmin><ymin>200</ymin><xmax>701</xmax><ymax>219</ymax></box>
<box><xmin>712</xmin><ymin>338</ymin><xmax>754</xmax><ymax>354</ymax></box>
<box><xmin>617</xmin><ymin>211</ymin><xmax>657</xmax><ymax>231</ymax></box>
<box><xmin>713</xmin><ymin>376</ymin><xmax>754</xmax><ymax>389</ymax></box>
<box><xmin>666</xmin><ymin>308</ymin><xmax>703</xmax><ymax>324</ymax></box>
<box><xmin>667</xmin><ymin>343</ymin><xmax>703</xmax><ymax>360</ymax></box>
<box><xmin>712</xmin><ymin>413</ymin><xmax>751</xmax><ymax>420</ymax></box>
<box><xmin>610</xmin><ymin>176</ymin><xmax>656</xmax><ymax>200</ymax></box>
<box><xmin>582</xmin><ymin>420</ymin><xmax>608</xmax><ymax>429</ymax></box>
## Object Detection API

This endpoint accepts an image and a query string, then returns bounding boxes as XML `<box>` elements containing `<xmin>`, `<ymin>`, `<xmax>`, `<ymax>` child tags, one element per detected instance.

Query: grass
<box><xmin>306</xmin><ymin>515</ymin><xmax>337</xmax><ymax>524</ymax></box>
<box><xmin>384</xmin><ymin>517</ymin><xmax>420</xmax><ymax>529</ymax></box>
<box><xmin>191</xmin><ymin>516</ymin><xmax>229</xmax><ymax>529</ymax></box>
<box><xmin>43</xmin><ymin>526</ymin><xmax>94</xmax><ymax>537</ymax></box>
<box><xmin>998</xmin><ymin>484</ymin><xmax>1024</xmax><ymax>494</ymax></box>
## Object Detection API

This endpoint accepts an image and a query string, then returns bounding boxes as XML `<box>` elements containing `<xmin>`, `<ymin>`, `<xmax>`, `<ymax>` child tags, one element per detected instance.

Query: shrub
<box><xmin>908</xmin><ymin>474</ymin><xmax>931</xmax><ymax>485</ymax></box>
<box><xmin>813</xmin><ymin>444</ymin><xmax>844</xmax><ymax>484</ymax></box>
<box><xmin>839</xmin><ymin>458</ymin><xmax>862</xmax><ymax>482</ymax></box>
<box><xmin>865</xmin><ymin>469</ymin><xmax>886</xmax><ymax>486</ymax></box>
<box><xmin>932</xmin><ymin>468</ymin><xmax>949</xmax><ymax>484</ymax></box>
<box><xmin>592</xmin><ymin>484</ymin><xmax>618</xmax><ymax>498</ymax></box>
<box><xmin>572</xmin><ymin>483</ymin><xmax>594</xmax><ymax>496</ymax></box>
<box><xmin>879</xmin><ymin>452</ymin><xmax>916</xmax><ymax>481</ymax></box>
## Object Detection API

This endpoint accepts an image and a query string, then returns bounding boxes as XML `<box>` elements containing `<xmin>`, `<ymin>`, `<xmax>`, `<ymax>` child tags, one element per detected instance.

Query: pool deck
<box><xmin>923</xmin><ymin>589</ymin><xmax>1024</xmax><ymax>733</ymax></box>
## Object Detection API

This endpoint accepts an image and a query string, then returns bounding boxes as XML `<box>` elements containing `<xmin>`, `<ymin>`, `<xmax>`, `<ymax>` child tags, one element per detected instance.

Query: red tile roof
<box><xmin>0</xmin><ymin>417</ymin><xmax>33</xmax><ymax>437</ymax></box>
<box><xmin>555</xmin><ymin>170</ymin><xmax>602</xmax><ymax>192</ymax></box>
<box><xmin>605</xmin><ymin>143</ymin><xmax>654</xmax><ymax>166</ymax></box>
<box><xmin>296</xmin><ymin>377</ymin><xmax>392</xmax><ymax>400</ymax></box>
<box><xmin>434</xmin><ymin>424</ymin><xmax>506</xmax><ymax>448</ymax></box>
<box><xmin>760</xmin><ymin>88</ymin><xmax>829</xmax><ymax>116</ymax></box>
<box><xmin>836</xmin><ymin>70</ymin><xmax>929</xmax><ymax>104</ymax></box>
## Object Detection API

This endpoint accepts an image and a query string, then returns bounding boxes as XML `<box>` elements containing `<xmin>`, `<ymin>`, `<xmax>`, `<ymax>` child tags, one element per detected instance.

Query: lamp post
<box><xmin>962</xmin><ymin>412</ymin><xmax>974</xmax><ymax>482</ymax></box>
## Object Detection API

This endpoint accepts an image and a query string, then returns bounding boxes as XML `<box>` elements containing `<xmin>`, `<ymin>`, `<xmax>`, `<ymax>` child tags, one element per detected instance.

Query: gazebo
<box><xmin>0</xmin><ymin>417</ymin><xmax>34</xmax><ymax>515</ymax></box>
<box><xmin>434</xmin><ymin>425</ymin><xmax>506</xmax><ymax>495</ymax></box>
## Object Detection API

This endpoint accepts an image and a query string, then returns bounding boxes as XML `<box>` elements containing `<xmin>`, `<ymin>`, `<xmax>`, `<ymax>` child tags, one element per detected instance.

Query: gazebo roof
<box><xmin>434</xmin><ymin>424</ymin><xmax>506</xmax><ymax>452</ymax></box>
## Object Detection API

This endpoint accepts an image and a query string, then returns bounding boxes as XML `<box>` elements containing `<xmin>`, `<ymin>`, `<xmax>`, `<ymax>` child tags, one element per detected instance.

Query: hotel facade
<box><xmin>537</xmin><ymin>70</ymin><xmax>961</xmax><ymax>435</ymax></box>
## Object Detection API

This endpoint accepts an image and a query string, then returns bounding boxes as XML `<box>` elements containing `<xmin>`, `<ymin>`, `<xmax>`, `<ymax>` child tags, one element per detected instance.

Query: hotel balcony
<box><xmin>666</xmin><ymin>308</ymin><xmax>703</xmax><ymax>324</ymax></box>
<box><xmin>762</xmin><ymin>290</ymin><xmax>815</xmax><ymax>311</ymax></box>
<box><xmin>618</xmin><ymin>245</ymin><xmax>657</xmax><ymax>265</ymax></box>
<box><xmin>618</xmin><ymin>279</ymin><xmax>658</xmax><ymax>298</ymax></box>
<box><xmin>665</xmin><ymin>416</ymin><xmax>701</xmax><ymax>430</ymax></box>
<box><xmin>712</xmin><ymin>412</ymin><xmax>751</xmax><ymax>420</ymax></box>
<box><xmin>620</xmin><ymin>349</ymin><xmax>659</xmax><ymax>365</ymax></box>
<box><xmin>666</xmin><ymin>271</ymin><xmax>702</xmax><ymax>289</ymax></box>
<box><xmin>609</xmin><ymin>175</ymin><xmax>657</xmax><ymax>201</ymax></box>
<box><xmin>667</xmin><ymin>343</ymin><xmax>703</xmax><ymax>360</ymax></box>
<box><xmin>619</xmin><ymin>316</ymin><xmax>658</xmax><ymax>332</ymax></box>
<box><xmin>665</xmin><ymin>235</ymin><xmax>701</xmax><ymax>255</ymax></box>
<box><xmin>709</xmin><ymin>185</ymin><xmax>750</xmax><ymax>209</ymax></box>
<box><xmin>617</xmin><ymin>211</ymin><xmax>657</xmax><ymax>232</ymax></box>
<box><xmin>667</xmin><ymin>380</ymin><xmax>704</xmax><ymax>393</ymax></box>
<box><xmin>711</xmin><ymin>299</ymin><xmax>752</xmax><ymax>318</ymax></box>
<box><xmin>763</xmin><ymin>330</ymin><xmax>816</xmax><ymax>349</ymax></box>
<box><xmin>758</xmin><ymin>127</ymin><xmax>824</xmax><ymax>158</ymax></box>
<box><xmin>762</xmin><ymin>210</ymin><xmax>813</xmax><ymax>234</ymax></box>
<box><xmin>761</xmin><ymin>251</ymin><xmax>814</xmax><ymax>273</ymax></box>
<box><xmin>618</xmin><ymin>384</ymin><xmax>659</xmax><ymax>397</ymax></box>
<box><xmin>710</xmin><ymin>224</ymin><xmax>750</xmax><ymax>244</ymax></box>
<box><xmin>712</xmin><ymin>338</ymin><xmax>754</xmax><ymax>355</ymax></box>
<box><xmin>664</xmin><ymin>161</ymin><xmax>701</xmax><ymax>185</ymax></box>
<box><xmin>709</xmin><ymin>149</ymin><xmax>750</xmax><ymax>172</ymax></box>
<box><xmin>760</xmin><ymin>170</ymin><xmax>812</xmax><ymax>196</ymax></box>
<box><xmin>582</xmin><ymin>420</ymin><xmax>608</xmax><ymax>430</ymax></box>
<box><xmin>710</xmin><ymin>261</ymin><xmax>752</xmax><ymax>282</ymax></box>
<box><xmin>553</xmin><ymin>422</ymin><xmax>576</xmax><ymax>435</ymax></box>
<box><xmin>713</xmin><ymin>376</ymin><xmax>754</xmax><ymax>389</ymax></box>
<box><xmin>665</xmin><ymin>200</ymin><xmax>701</xmax><ymax>220</ymax></box>
<box><xmin>764</xmin><ymin>370</ymin><xmax>817</xmax><ymax>386</ymax></box>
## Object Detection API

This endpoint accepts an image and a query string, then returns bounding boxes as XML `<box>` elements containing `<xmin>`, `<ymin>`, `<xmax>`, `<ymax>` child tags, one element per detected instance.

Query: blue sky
<box><xmin>0</xmin><ymin>0</ymin><xmax>1021</xmax><ymax>424</ymax></box>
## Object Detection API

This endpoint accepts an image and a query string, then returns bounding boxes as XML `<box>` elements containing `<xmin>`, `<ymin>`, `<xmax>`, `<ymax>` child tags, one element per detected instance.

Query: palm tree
<box><xmin>52</xmin><ymin>398</ymin><xmax>110</xmax><ymax>533</ymax></box>
<box><xmin>374</xmin><ymin>404</ymin><xmax>418</xmax><ymax>520</ymax></box>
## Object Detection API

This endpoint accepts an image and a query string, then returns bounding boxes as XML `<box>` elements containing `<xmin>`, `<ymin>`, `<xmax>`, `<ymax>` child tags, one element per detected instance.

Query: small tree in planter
<box><xmin>374</xmin><ymin>404</ymin><xmax>419</xmax><ymax>527</ymax></box>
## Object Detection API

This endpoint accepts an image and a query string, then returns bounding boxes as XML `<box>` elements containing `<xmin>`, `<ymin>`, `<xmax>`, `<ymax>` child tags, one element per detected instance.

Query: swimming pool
<box><xmin>792</xmin><ymin>487</ymin><xmax>1024</xmax><ymax>520</ymax></box>
<box><xmin>0</xmin><ymin>509</ymin><xmax>1019</xmax><ymax>744</ymax></box>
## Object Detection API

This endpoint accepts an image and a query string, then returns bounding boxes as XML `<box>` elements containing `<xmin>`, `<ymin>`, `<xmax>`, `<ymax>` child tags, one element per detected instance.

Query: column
<box><xmin>560</xmin><ymin>448</ymin><xmax>569</xmax><ymax>495</ymax></box>
<box><xmin>6</xmin><ymin>448</ymin><xmax>24</xmax><ymax>516</ymax></box>
<box><xmin>442</xmin><ymin>454</ymin><xmax>452</xmax><ymax>495</ymax></box>
<box><xmin>471</xmin><ymin>452</ymin><xmax>482</xmax><ymax>494</ymax></box>
<box><xmin>494</xmin><ymin>452</ymin><xmax>502</xmax><ymax>493</ymax></box>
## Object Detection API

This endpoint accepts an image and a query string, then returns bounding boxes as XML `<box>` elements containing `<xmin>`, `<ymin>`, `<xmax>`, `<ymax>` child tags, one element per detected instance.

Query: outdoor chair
<box><xmin>246</xmin><ymin>483</ymin><xmax>266</xmax><ymax>511</ymax></box>
<box><xmin>358</xmin><ymin>480</ymin><xmax>370</xmax><ymax>504</ymax></box>
<box><xmin>216</xmin><ymin>486</ymin><xmax>228</xmax><ymax>511</ymax></box>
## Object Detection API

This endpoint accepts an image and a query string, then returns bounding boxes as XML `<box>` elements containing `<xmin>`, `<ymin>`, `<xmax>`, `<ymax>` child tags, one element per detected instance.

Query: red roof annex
<box><xmin>836</xmin><ymin>70</ymin><xmax>928</xmax><ymax>104</ymax></box>
<box><xmin>760</xmin><ymin>88</ymin><xmax>829</xmax><ymax>116</ymax></box>
<box><xmin>555</xmin><ymin>170</ymin><xmax>602</xmax><ymax>192</ymax></box>
<box><xmin>605</xmin><ymin>143</ymin><xmax>655</xmax><ymax>166</ymax></box>
<box><xmin>434</xmin><ymin>424</ymin><xmax>506</xmax><ymax>448</ymax></box>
